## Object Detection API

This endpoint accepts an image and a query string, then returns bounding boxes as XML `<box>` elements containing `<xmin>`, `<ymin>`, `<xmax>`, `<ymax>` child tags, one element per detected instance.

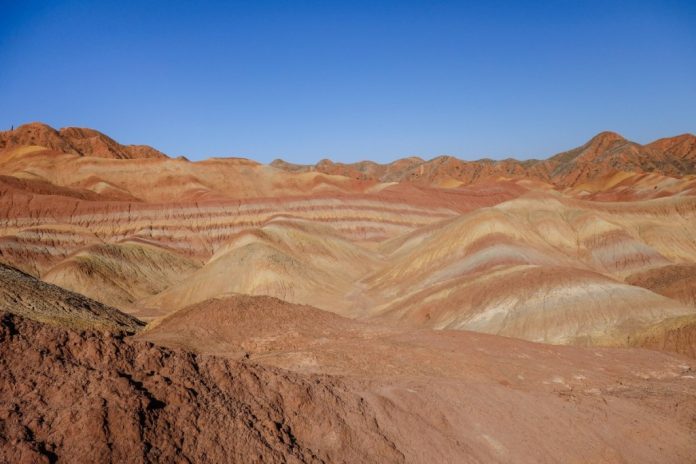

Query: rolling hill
<box><xmin>2</xmin><ymin>122</ymin><xmax>696</xmax><ymax>462</ymax></box>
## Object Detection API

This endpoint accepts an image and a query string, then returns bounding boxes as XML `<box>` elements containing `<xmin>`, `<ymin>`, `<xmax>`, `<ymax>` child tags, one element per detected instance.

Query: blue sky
<box><xmin>1</xmin><ymin>0</ymin><xmax>694</xmax><ymax>163</ymax></box>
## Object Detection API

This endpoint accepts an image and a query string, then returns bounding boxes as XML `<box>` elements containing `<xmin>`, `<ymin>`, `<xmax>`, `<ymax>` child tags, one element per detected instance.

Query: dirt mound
<box><xmin>4</xmin><ymin>295</ymin><xmax>696</xmax><ymax>462</ymax></box>
<box><xmin>140</xmin><ymin>295</ymin><xmax>696</xmax><ymax>463</ymax></box>
<box><xmin>0</xmin><ymin>312</ymin><xmax>406</xmax><ymax>463</ymax></box>
<box><xmin>142</xmin><ymin>294</ymin><xmax>390</xmax><ymax>356</ymax></box>
<box><xmin>0</xmin><ymin>263</ymin><xmax>143</xmax><ymax>332</ymax></box>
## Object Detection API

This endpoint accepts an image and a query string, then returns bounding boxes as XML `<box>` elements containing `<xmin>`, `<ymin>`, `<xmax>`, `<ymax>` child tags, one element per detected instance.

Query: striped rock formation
<box><xmin>0</xmin><ymin>123</ymin><xmax>695</xmax><ymax>346</ymax></box>
<box><xmin>3</xmin><ymin>123</ymin><xmax>696</xmax><ymax>463</ymax></box>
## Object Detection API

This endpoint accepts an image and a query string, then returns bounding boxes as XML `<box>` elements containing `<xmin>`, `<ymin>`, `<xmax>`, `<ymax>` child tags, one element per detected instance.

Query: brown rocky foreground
<box><xmin>3</xmin><ymin>295</ymin><xmax>696</xmax><ymax>463</ymax></box>
<box><xmin>0</xmin><ymin>312</ymin><xmax>403</xmax><ymax>463</ymax></box>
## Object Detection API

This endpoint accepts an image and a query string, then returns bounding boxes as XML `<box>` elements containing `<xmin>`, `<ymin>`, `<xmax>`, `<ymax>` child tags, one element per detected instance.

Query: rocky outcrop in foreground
<box><xmin>0</xmin><ymin>312</ymin><xmax>403</xmax><ymax>463</ymax></box>
<box><xmin>3</xmin><ymin>296</ymin><xmax>696</xmax><ymax>463</ymax></box>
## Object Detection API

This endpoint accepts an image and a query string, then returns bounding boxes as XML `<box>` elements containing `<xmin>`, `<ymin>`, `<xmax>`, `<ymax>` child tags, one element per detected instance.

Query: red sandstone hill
<box><xmin>0</xmin><ymin>122</ymin><xmax>167</xmax><ymax>160</ymax></box>
<box><xmin>2</xmin><ymin>122</ymin><xmax>696</xmax><ymax>462</ymax></box>
<box><xmin>3</xmin><ymin>122</ymin><xmax>694</xmax><ymax>188</ymax></box>
<box><xmin>272</xmin><ymin>131</ymin><xmax>696</xmax><ymax>188</ymax></box>
<box><xmin>0</xmin><ymin>123</ymin><xmax>695</xmax><ymax>347</ymax></box>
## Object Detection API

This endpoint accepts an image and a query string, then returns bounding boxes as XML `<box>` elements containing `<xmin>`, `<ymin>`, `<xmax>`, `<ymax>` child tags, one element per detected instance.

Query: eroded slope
<box><xmin>0</xmin><ymin>263</ymin><xmax>142</xmax><ymax>332</ymax></box>
<box><xmin>140</xmin><ymin>295</ymin><xmax>696</xmax><ymax>463</ymax></box>
<box><xmin>0</xmin><ymin>312</ymin><xmax>404</xmax><ymax>464</ymax></box>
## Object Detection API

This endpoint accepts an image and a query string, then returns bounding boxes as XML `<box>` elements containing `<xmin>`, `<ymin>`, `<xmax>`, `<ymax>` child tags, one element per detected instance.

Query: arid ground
<box><xmin>1</xmin><ymin>123</ymin><xmax>696</xmax><ymax>463</ymax></box>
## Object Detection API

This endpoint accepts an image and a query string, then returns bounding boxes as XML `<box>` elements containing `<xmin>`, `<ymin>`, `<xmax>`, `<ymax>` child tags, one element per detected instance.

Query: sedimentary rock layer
<box><xmin>0</xmin><ymin>263</ymin><xmax>142</xmax><ymax>332</ymax></box>
<box><xmin>1</xmin><ymin>123</ymin><xmax>696</xmax><ymax>347</ymax></box>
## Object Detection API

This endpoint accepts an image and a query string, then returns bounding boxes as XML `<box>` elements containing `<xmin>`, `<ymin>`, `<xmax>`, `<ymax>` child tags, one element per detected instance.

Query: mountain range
<box><xmin>1</xmin><ymin>122</ymin><xmax>695</xmax><ymax>463</ymax></box>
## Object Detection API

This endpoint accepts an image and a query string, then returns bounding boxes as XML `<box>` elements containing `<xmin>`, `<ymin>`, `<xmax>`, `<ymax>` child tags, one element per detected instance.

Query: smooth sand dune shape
<box><xmin>2</xmin><ymin>123</ymin><xmax>696</xmax><ymax>462</ymax></box>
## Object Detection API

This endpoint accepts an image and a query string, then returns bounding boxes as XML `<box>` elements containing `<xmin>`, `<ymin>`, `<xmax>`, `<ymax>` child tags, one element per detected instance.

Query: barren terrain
<box><xmin>1</xmin><ymin>123</ymin><xmax>696</xmax><ymax>462</ymax></box>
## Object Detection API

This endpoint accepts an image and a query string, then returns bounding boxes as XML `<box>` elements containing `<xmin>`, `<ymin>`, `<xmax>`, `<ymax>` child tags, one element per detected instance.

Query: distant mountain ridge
<box><xmin>272</xmin><ymin>130</ymin><xmax>696</xmax><ymax>187</ymax></box>
<box><xmin>2</xmin><ymin>123</ymin><xmax>694</xmax><ymax>188</ymax></box>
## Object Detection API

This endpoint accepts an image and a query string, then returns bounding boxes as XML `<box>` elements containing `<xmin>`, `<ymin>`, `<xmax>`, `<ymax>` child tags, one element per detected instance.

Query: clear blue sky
<box><xmin>1</xmin><ymin>0</ymin><xmax>694</xmax><ymax>163</ymax></box>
